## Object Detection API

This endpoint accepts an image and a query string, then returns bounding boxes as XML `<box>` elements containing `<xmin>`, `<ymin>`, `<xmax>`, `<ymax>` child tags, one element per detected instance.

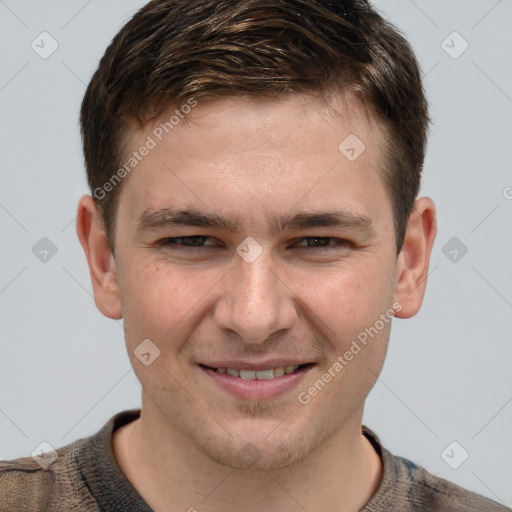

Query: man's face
<box><xmin>113</xmin><ymin>94</ymin><xmax>399</xmax><ymax>470</ymax></box>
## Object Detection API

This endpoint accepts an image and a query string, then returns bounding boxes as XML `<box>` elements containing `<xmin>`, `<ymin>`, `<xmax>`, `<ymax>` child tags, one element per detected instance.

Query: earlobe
<box><xmin>394</xmin><ymin>197</ymin><xmax>437</xmax><ymax>319</ymax></box>
<box><xmin>76</xmin><ymin>195</ymin><xmax>123</xmax><ymax>319</ymax></box>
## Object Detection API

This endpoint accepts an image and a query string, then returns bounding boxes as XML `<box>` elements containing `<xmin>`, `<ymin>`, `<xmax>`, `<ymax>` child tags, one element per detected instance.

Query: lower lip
<box><xmin>200</xmin><ymin>365</ymin><xmax>313</xmax><ymax>400</ymax></box>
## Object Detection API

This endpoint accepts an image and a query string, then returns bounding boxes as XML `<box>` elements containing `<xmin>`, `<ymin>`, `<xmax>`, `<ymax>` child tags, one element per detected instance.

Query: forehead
<box><xmin>149</xmin><ymin>93</ymin><xmax>381</xmax><ymax>157</ymax></box>
<box><xmin>116</xmin><ymin>94</ymin><xmax>391</xmax><ymax>228</ymax></box>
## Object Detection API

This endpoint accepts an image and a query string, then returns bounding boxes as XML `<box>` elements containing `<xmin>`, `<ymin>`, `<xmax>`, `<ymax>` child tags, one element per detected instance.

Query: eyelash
<box><xmin>156</xmin><ymin>236</ymin><xmax>351</xmax><ymax>251</ymax></box>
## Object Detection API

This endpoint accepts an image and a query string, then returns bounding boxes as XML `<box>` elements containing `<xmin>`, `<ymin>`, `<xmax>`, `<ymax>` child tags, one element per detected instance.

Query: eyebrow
<box><xmin>135</xmin><ymin>207</ymin><xmax>375</xmax><ymax>236</ymax></box>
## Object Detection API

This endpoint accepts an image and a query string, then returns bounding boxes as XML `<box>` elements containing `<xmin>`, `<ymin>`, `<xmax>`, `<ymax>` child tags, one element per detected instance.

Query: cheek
<box><xmin>291</xmin><ymin>258</ymin><xmax>396</xmax><ymax>341</ymax></box>
<box><xmin>118</xmin><ymin>257</ymin><xmax>228</xmax><ymax>355</ymax></box>
<box><xmin>118</xmin><ymin>260</ymin><xmax>194</xmax><ymax>338</ymax></box>
<box><xmin>301</xmin><ymin>263</ymin><xmax>394</xmax><ymax>406</ymax></box>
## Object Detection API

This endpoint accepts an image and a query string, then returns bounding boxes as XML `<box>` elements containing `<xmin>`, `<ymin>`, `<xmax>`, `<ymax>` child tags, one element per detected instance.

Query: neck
<box><xmin>113</xmin><ymin>404</ymin><xmax>383</xmax><ymax>512</ymax></box>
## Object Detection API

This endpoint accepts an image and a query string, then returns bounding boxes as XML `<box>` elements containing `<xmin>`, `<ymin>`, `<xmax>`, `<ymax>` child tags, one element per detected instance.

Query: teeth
<box><xmin>216</xmin><ymin>365</ymin><xmax>301</xmax><ymax>380</ymax></box>
<box><xmin>226</xmin><ymin>368</ymin><xmax>240</xmax><ymax>377</ymax></box>
<box><xmin>273</xmin><ymin>366</ymin><xmax>285</xmax><ymax>378</ymax></box>
<box><xmin>254</xmin><ymin>369</ymin><xmax>274</xmax><ymax>380</ymax></box>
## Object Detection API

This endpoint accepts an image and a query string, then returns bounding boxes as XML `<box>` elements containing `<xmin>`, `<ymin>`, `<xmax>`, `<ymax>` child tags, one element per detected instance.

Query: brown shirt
<box><xmin>0</xmin><ymin>408</ymin><xmax>509</xmax><ymax>511</ymax></box>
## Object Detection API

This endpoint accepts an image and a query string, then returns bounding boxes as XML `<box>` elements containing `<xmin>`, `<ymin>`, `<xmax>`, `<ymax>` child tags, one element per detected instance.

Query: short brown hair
<box><xmin>80</xmin><ymin>0</ymin><xmax>429</xmax><ymax>255</ymax></box>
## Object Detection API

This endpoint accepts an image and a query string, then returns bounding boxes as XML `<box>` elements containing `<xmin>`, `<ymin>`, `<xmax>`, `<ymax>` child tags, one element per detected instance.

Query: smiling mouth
<box><xmin>199</xmin><ymin>363</ymin><xmax>314</xmax><ymax>380</ymax></box>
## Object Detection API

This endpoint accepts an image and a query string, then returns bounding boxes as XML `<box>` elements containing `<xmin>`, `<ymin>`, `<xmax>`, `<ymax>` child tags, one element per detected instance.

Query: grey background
<box><xmin>0</xmin><ymin>0</ymin><xmax>511</xmax><ymax>507</ymax></box>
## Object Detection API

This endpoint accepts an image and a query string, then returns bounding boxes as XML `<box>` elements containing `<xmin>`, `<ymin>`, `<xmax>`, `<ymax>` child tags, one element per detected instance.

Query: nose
<box><xmin>213</xmin><ymin>245</ymin><xmax>297</xmax><ymax>344</ymax></box>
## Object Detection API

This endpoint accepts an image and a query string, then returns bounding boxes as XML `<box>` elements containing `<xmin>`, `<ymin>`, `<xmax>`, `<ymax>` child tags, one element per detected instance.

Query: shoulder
<box><xmin>361</xmin><ymin>426</ymin><xmax>510</xmax><ymax>512</ymax></box>
<box><xmin>0</xmin><ymin>439</ymin><xmax>95</xmax><ymax>511</ymax></box>
<box><xmin>393</xmin><ymin>453</ymin><xmax>510</xmax><ymax>512</ymax></box>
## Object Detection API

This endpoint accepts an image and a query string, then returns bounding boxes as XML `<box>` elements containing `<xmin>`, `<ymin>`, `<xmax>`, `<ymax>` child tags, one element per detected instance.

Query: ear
<box><xmin>76</xmin><ymin>195</ymin><xmax>122</xmax><ymax>319</ymax></box>
<box><xmin>394</xmin><ymin>196</ymin><xmax>437</xmax><ymax>319</ymax></box>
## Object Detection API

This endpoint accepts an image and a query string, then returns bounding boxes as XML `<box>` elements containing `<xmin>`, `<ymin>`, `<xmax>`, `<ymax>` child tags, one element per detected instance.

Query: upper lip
<box><xmin>200</xmin><ymin>360</ymin><xmax>313</xmax><ymax>371</ymax></box>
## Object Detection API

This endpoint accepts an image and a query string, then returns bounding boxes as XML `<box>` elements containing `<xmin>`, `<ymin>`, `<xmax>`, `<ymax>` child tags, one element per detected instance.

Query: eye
<box><xmin>157</xmin><ymin>236</ymin><xmax>219</xmax><ymax>250</ymax></box>
<box><xmin>155</xmin><ymin>236</ymin><xmax>351</xmax><ymax>253</ymax></box>
<box><xmin>293</xmin><ymin>237</ymin><xmax>350</xmax><ymax>249</ymax></box>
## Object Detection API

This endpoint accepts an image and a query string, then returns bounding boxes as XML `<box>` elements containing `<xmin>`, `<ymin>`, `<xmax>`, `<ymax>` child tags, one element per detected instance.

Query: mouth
<box><xmin>199</xmin><ymin>363</ymin><xmax>315</xmax><ymax>400</ymax></box>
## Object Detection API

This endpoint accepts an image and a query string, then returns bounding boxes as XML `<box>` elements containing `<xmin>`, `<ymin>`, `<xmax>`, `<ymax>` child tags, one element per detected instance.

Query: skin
<box><xmin>76</xmin><ymin>93</ymin><xmax>436</xmax><ymax>512</ymax></box>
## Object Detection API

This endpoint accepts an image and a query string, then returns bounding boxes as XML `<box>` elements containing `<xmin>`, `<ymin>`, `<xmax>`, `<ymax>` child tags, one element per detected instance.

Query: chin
<box><xmin>196</xmin><ymin>426</ymin><xmax>322</xmax><ymax>472</ymax></box>
<box><xmin>207</xmin><ymin>443</ymin><xmax>303</xmax><ymax>471</ymax></box>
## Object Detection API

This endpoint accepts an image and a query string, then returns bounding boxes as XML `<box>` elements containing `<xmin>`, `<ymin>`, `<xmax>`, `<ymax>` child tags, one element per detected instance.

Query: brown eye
<box><xmin>294</xmin><ymin>237</ymin><xmax>349</xmax><ymax>249</ymax></box>
<box><xmin>158</xmin><ymin>236</ymin><xmax>217</xmax><ymax>249</ymax></box>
